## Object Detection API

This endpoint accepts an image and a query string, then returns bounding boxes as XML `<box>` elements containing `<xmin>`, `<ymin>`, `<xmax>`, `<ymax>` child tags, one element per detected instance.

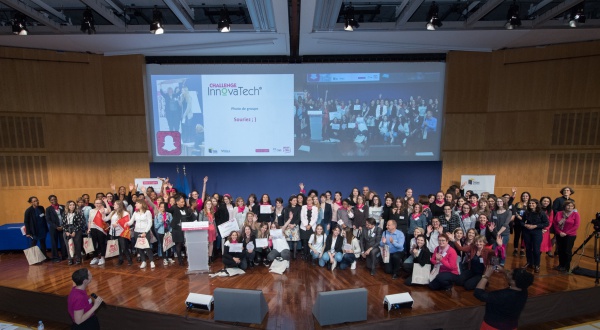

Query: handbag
<box><xmin>381</xmin><ymin>232</ymin><xmax>390</xmax><ymax>263</ymax></box>
<box><xmin>68</xmin><ymin>238</ymin><xmax>75</xmax><ymax>258</ymax></box>
<box><xmin>83</xmin><ymin>237</ymin><xmax>95</xmax><ymax>254</ymax></box>
<box><xmin>23</xmin><ymin>246</ymin><xmax>46</xmax><ymax>265</ymax></box>
<box><xmin>135</xmin><ymin>236</ymin><xmax>150</xmax><ymax>249</ymax></box>
<box><xmin>163</xmin><ymin>232</ymin><xmax>175</xmax><ymax>252</ymax></box>
<box><xmin>105</xmin><ymin>237</ymin><xmax>119</xmax><ymax>258</ymax></box>
<box><xmin>412</xmin><ymin>263</ymin><xmax>432</xmax><ymax>285</ymax></box>
<box><xmin>429</xmin><ymin>263</ymin><xmax>441</xmax><ymax>282</ymax></box>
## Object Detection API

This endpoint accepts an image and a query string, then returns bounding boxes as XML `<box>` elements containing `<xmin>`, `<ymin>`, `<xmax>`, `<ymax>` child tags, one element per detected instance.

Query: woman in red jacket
<box><xmin>553</xmin><ymin>201</ymin><xmax>580</xmax><ymax>272</ymax></box>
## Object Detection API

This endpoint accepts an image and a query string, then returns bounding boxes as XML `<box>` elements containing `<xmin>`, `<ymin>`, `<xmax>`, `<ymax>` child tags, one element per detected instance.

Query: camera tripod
<box><xmin>572</xmin><ymin>229</ymin><xmax>600</xmax><ymax>285</ymax></box>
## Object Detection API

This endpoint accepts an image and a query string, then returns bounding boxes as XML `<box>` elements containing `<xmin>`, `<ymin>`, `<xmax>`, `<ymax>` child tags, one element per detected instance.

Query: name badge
<box><xmin>479</xmin><ymin>257</ymin><xmax>484</xmax><ymax>263</ymax></box>
<box><xmin>180</xmin><ymin>210</ymin><xmax>186</xmax><ymax>215</ymax></box>
<box><xmin>371</xmin><ymin>232</ymin><xmax>375</xmax><ymax>237</ymax></box>
<box><xmin>399</xmin><ymin>216</ymin><xmax>404</xmax><ymax>219</ymax></box>
<box><xmin>39</xmin><ymin>214</ymin><xmax>45</xmax><ymax>218</ymax></box>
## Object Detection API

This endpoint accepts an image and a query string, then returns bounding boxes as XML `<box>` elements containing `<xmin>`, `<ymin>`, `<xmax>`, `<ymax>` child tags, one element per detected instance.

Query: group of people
<box><xmin>294</xmin><ymin>92</ymin><xmax>440</xmax><ymax>152</ymax></box>
<box><xmin>24</xmin><ymin>179</ymin><xmax>580</xmax><ymax>283</ymax></box>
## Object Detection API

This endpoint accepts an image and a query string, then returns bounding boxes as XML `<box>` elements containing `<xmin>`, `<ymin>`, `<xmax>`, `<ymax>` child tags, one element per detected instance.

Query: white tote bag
<box><xmin>412</xmin><ymin>263</ymin><xmax>432</xmax><ymax>285</ymax></box>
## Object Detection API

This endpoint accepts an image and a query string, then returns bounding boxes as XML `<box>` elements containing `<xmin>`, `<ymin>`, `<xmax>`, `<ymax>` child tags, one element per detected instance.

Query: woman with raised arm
<box><xmin>284</xmin><ymin>195</ymin><xmax>301</xmax><ymax>258</ymax></box>
<box><xmin>452</xmin><ymin>234</ymin><xmax>503</xmax><ymax>290</ymax></box>
<box><xmin>267</xmin><ymin>216</ymin><xmax>293</xmax><ymax>262</ymax></box>
<box><xmin>198</xmin><ymin>199</ymin><xmax>217</xmax><ymax>264</ymax></box>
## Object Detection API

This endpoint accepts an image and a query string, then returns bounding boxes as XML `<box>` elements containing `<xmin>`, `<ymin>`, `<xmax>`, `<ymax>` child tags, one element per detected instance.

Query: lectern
<box><xmin>182</xmin><ymin>221</ymin><xmax>209</xmax><ymax>273</ymax></box>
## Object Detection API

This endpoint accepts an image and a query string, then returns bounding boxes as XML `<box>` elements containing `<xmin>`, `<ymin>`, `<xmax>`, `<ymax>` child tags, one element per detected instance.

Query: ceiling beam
<box><xmin>80</xmin><ymin>0</ymin><xmax>125</xmax><ymax>28</ymax></box>
<box><xmin>465</xmin><ymin>0</ymin><xmax>503</xmax><ymax>27</ymax></box>
<box><xmin>29</xmin><ymin>0</ymin><xmax>68</xmax><ymax>22</ymax></box>
<box><xmin>0</xmin><ymin>0</ymin><xmax>62</xmax><ymax>32</ymax></box>
<box><xmin>527</xmin><ymin>0</ymin><xmax>553</xmax><ymax>17</ymax></box>
<box><xmin>103</xmin><ymin>0</ymin><xmax>130</xmax><ymax>21</ymax></box>
<box><xmin>395</xmin><ymin>0</ymin><xmax>425</xmax><ymax>28</ymax></box>
<box><xmin>163</xmin><ymin>0</ymin><xmax>195</xmax><ymax>32</ymax></box>
<box><xmin>532</xmin><ymin>0</ymin><xmax>584</xmax><ymax>27</ymax></box>
<box><xmin>246</xmin><ymin>0</ymin><xmax>277</xmax><ymax>32</ymax></box>
<box><xmin>312</xmin><ymin>0</ymin><xmax>343</xmax><ymax>31</ymax></box>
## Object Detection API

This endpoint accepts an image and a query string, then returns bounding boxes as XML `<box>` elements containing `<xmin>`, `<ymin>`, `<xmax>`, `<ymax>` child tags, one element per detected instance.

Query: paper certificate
<box><xmin>218</xmin><ymin>220</ymin><xmax>240</xmax><ymax>238</ymax></box>
<box><xmin>270</xmin><ymin>229</ymin><xmax>283</xmax><ymax>239</ymax></box>
<box><xmin>229</xmin><ymin>243</ymin><xmax>243</xmax><ymax>253</ymax></box>
<box><xmin>260</xmin><ymin>205</ymin><xmax>272</xmax><ymax>214</ymax></box>
<box><xmin>255</xmin><ymin>238</ymin><xmax>268</xmax><ymax>248</ymax></box>
<box><xmin>343</xmin><ymin>243</ymin><xmax>352</xmax><ymax>251</ymax></box>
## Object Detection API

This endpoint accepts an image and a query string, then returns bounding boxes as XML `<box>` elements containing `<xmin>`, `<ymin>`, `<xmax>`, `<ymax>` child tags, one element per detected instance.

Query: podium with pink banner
<box><xmin>182</xmin><ymin>222</ymin><xmax>209</xmax><ymax>273</ymax></box>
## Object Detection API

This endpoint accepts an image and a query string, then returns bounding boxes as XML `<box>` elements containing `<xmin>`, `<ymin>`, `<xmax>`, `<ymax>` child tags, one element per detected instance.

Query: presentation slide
<box><xmin>146</xmin><ymin>62</ymin><xmax>445</xmax><ymax>162</ymax></box>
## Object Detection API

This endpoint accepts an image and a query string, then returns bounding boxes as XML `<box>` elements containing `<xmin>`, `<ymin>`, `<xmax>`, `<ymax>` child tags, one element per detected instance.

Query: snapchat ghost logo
<box><xmin>162</xmin><ymin>135</ymin><xmax>177</xmax><ymax>151</ymax></box>
<box><xmin>156</xmin><ymin>131</ymin><xmax>181</xmax><ymax>155</ymax></box>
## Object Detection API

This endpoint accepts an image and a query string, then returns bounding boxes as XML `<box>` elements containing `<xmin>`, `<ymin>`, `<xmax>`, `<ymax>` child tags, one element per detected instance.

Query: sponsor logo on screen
<box><xmin>468</xmin><ymin>178</ymin><xmax>480</xmax><ymax>185</ymax></box>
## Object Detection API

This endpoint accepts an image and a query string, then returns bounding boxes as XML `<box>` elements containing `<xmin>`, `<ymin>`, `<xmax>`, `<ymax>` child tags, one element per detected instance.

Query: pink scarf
<box><xmin>237</xmin><ymin>205</ymin><xmax>246</xmax><ymax>213</ymax></box>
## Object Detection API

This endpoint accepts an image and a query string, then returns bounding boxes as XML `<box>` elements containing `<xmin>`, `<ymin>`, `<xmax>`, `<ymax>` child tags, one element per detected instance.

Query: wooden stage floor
<box><xmin>0</xmin><ymin>247</ymin><xmax>599</xmax><ymax>329</ymax></box>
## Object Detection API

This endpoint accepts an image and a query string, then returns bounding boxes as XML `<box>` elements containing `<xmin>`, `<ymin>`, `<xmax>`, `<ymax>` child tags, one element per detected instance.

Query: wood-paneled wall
<box><xmin>442</xmin><ymin>41</ymin><xmax>600</xmax><ymax>246</ymax></box>
<box><xmin>0</xmin><ymin>48</ymin><xmax>149</xmax><ymax>224</ymax></box>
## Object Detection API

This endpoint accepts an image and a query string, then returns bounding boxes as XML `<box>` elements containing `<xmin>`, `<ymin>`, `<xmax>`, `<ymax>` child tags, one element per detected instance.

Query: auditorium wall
<box><xmin>0</xmin><ymin>48</ymin><xmax>149</xmax><ymax>224</ymax></box>
<box><xmin>442</xmin><ymin>41</ymin><xmax>600</xmax><ymax>246</ymax></box>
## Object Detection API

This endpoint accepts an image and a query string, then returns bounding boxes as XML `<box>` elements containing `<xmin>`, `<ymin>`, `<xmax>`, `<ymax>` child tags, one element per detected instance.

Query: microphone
<box><xmin>91</xmin><ymin>293</ymin><xmax>104</xmax><ymax>306</ymax></box>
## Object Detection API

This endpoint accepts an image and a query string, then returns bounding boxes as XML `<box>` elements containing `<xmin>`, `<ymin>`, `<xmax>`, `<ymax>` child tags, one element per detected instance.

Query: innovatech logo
<box><xmin>207</xmin><ymin>83</ymin><xmax>262</xmax><ymax>96</ymax></box>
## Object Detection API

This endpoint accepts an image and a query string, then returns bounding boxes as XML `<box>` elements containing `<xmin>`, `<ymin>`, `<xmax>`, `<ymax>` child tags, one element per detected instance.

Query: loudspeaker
<box><xmin>383</xmin><ymin>292</ymin><xmax>413</xmax><ymax>310</ymax></box>
<box><xmin>185</xmin><ymin>293</ymin><xmax>214</xmax><ymax>311</ymax></box>
<box><xmin>312</xmin><ymin>288</ymin><xmax>367</xmax><ymax>326</ymax></box>
<box><xmin>213</xmin><ymin>288</ymin><xmax>268</xmax><ymax>324</ymax></box>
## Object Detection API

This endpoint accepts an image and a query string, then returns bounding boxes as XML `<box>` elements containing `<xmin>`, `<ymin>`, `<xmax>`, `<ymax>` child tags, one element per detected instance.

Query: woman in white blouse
<box><xmin>132</xmin><ymin>201</ymin><xmax>154</xmax><ymax>269</ymax></box>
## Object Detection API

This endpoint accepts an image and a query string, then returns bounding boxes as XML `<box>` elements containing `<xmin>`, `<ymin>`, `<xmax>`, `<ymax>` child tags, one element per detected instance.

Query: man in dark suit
<box><xmin>46</xmin><ymin>195</ymin><xmax>66</xmax><ymax>262</ymax></box>
<box><xmin>24</xmin><ymin>196</ymin><xmax>49</xmax><ymax>260</ymax></box>
<box><xmin>361</xmin><ymin>217</ymin><xmax>383</xmax><ymax>276</ymax></box>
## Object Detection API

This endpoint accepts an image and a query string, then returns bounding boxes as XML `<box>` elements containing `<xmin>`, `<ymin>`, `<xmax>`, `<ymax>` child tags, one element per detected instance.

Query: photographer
<box><xmin>474</xmin><ymin>266</ymin><xmax>534</xmax><ymax>330</ymax></box>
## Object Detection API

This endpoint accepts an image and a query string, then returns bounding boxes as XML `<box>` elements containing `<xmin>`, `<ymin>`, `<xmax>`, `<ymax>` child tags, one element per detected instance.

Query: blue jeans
<box><xmin>310</xmin><ymin>250</ymin><xmax>321</xmax><ymax>260</ymax></box>
<box><xmin>320</xmin><ymin>251</ymin><xmax>342</xmax><ymax>267</ymax></box>
<box><xmin>339</xmin><ymin>253</ymin><xmax>356</xmax><ymax>270</ymax></box>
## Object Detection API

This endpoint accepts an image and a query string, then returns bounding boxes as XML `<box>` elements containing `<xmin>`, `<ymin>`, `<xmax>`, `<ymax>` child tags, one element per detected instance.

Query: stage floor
<box><xmin>0</xmin><ymin>247</ymin><xmax>598</xmax><ymax>329</ymax></box>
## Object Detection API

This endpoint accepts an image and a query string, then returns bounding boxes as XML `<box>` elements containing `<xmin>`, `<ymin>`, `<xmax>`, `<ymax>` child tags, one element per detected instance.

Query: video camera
<box><xmin>593</xmin><ymin>212</ymin><xmax>600</xmax><ymax>233</ymax></box>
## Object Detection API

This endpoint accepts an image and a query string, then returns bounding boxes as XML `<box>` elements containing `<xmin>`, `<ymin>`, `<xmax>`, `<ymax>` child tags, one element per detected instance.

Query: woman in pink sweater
<box><xmin>429</xmin><ymin>233</ymin><xmax>459</xmax><ymax>291</ymax></box>
<box><xmin>553</xmin><ymin>201</ymin><xmax>580</xmax><ymax>272</ymax></box>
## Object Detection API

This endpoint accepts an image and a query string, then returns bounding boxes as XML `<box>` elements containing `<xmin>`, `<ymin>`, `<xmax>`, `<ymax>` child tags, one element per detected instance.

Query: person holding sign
<box><xmin>109</xmin><ymin>201</ymin><xmax>133</xmax><ymax>266</ymax></box>
<box><xmin>254</xmin><ymin>223</ymin><xmax>271</xmax><ymax>266</ymax></box>
<box><xmin>240</xmin><ymin>225</ymin><xmax>256</xmax><ymax>268</ymax></box>
<box><xmin>267</xmin><ymin>216</ymin><xmax>293</xmax><ymax>263</ymax></box>
<box><xmin>223</xmin><ymin>231</ymin><xmax>247</xmax><ymax>270</ymax></box>
<box><xmin>258</xmin><ymin>194</ymin><xmax>275</xmax><ymax>223</ymax></box>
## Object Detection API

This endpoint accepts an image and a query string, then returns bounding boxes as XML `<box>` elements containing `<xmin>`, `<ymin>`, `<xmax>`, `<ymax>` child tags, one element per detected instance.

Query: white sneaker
<box><xmin>351</xmin><ymin>261</ymin><xmax>357</xmax><ymax>270</ymax></box>
<box><xmin>150</xmin><ymin>262</ymin><xmax>155</xmax><ymax>269</ymax></box>
<box><xmin>163</xmin><ymin>259</ymin><xmax>168</xmax><ymax>266</ymax></box>
<box><xmin>90</xmin><ymin>258</ymin><xmax>99</xmax><ymax>265</ymax></box>
<box><xmin>168</xmin><ymin>258</ymin><xmax>175</xmax><ymax>264</ymax></box>
<box><xmin>98</xmin><ymin>258</ymin><xmax>105</xmax><ymax>266</ymax></box>
<box><xmin>332</xmin><ymin>260</ymin><xmax>337</xmax><ymax>270</ymax></box>
<box><xmin>140</xmin><ymin>261</ymin><xmax>147</xmax><ymax>269</ymax></box>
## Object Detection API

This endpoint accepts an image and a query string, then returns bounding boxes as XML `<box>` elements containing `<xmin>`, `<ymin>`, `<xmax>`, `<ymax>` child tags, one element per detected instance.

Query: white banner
<box><xmin>134</xmin><ymin>178</ymin><xmax>163</xmax><ymax>194</ymax></box>
<box><xmin>460</xmin><ymin>175</ymin><xmax>496</xmax><ymax>195</ymax></box>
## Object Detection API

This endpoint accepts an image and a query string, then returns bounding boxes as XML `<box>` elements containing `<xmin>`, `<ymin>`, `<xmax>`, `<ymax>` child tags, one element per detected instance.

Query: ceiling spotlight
<box><xmin>80</xmin><ymin>6</ymin><xmax>96</xmax><ymax>34</ymax></box>
<box><xmin>11</xmin><ymin>13</ymin><xmax>27</xmax><ymax>35</ymax></box>
<box><xmin>505</xmin><ymin>1</ymin><xmax>521</xmax><ymax>30</ymax></box>
<box><xmin>218</xmin><ymin>5</ymin><xmax>231</xmax><ymax>32</ymax></box>
<box><xmin>343</xmin><ymin>3</ymin><xmax>359</xmax><ymax>31</ymax></box>
<box><xmin>426</xmin><ymin>1</ymin><xmax>442</xmax><ymax>31</ymax></box>
<box><xmin>569</xmin><ymin>6</ymin><xmax>585</xmax><ymax>28</ymax></box>
<box><xmin>150</xmin><ymin>6</ymin><xmax>164</xmax><ymax>34</ymax></box>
